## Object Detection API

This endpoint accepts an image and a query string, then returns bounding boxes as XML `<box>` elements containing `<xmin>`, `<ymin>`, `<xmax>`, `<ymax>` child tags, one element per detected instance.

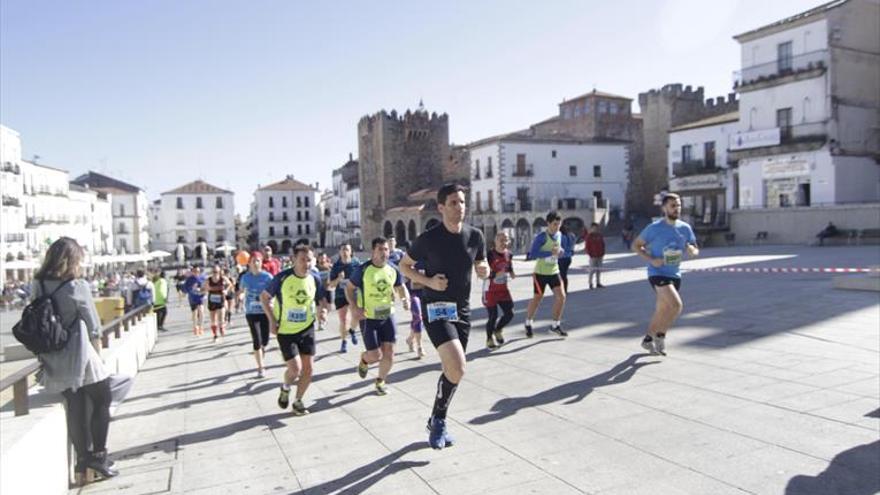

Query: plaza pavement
<box><xmin>72</xmin><ymin>245</ymin><xmax>879</xmax><ymax>494</ymax></box>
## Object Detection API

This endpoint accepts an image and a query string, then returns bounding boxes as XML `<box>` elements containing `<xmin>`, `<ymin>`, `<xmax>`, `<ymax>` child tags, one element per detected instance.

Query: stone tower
<box><xmin>358</xmin><ymin>104</ymin><xmax>450</xmax><ymax>242</ymax></box>
<box><xmin>631</xmin><ymin>84</ymin><xmax>738</xmax><ymax>216</ymax></box>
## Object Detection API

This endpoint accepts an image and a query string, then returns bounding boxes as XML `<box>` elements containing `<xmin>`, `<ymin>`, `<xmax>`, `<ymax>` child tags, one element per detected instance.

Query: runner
<box><xmin>400</xmin><ymin>183</ymin><xmax>488</xmax><ymax>450</ymax></box>
<box><xmin>262</xmin><ymin>244</ymin><xmax>282</xmax><ymax>276</ymax></box>
<box><xmin>223</xmin><ymin>267</ymin><xmax>236</xmax><ymax>325</ymax></box>
<box><xmin>483</xmin><ymin>231</ymin><xmax>515</xmax><ymax>349</ymax></box>
<box><xmin>633</xmin><ymin>193</ymin><xmax>698</xmax><ymax>356</ymax></box>
<box><xmin>173</xmin><ymin>269</ymin><xmax>186</xmax><ymax>303</ymax></box>
<box><xmin>152</xmin><ymin>270</ymin><xmax>169</xmax><ymax>332</ymax></box>
<box><xmin>315</xmin><ymin>252</ymin><xmax>333</xmax><ymax>331</ymax></box>
<box><xmin>182</xmin><ymin>266</ymin><xmax>206</xmax><ymax>336</ymax></box>
<box><xmin>205</xmin><ymin>264</ymin><xmax>230</xmax><ymax>342</ymax></box>
<box><xmin>401</xmin><ymin>242</ymin><xmax>427</xmax><ymax>358</ymax></box>
<box><xmin>387</xmin><ymin>236</ymin><xmax>405</xmax><ymax>266</ymax></box>
<box><xmin>260</xmin><ymin>244</ymin><xmax>323</xmax><ymax>416</ymax></box>
<box><xmin>238</xmin><ymin>252</ymin><xmax>274</xmax><ymax>378</ymax></box>
<box><xmin>328</xmin><ymin>243</ymin><xmax>361</xmax><ymax>353</ymax></box>
<box><xmin>524</xmin><ymin>211</ymin><xmax>568</xmax><ymax>338</ymax></box>
<box><xmin>347</xmin><ymin>237</ymin><xmax>410</xmax><ymax>395</ymax></box>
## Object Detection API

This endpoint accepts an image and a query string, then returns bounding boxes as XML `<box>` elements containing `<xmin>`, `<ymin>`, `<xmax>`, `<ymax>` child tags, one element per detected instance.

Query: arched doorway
<box><xmin>267</xmin><ymin>240</ymin><xmax>279</xmax><ymax>253</ymax></box>
<box><xmin>562</xmin><ymin>216</ymin><xmax>586</xmax><ymax>239</ymax></box>
<box><xmin>408</xmin><ymin>220</ymin><xmax>417</xmax><ymax>241</ymax></box>
<box><xmin>280</xmin><ymin>239</ymin><xmax>293</xmax><ymax>254</ymax></box>
<box><xmin>532</xmin><ymin>217</ymin><xmax>547</xmax><ymax>233</ymax></box>
<box><xmin>395</xmin><ymin>220</ymin><xmax>407</xmax><ymax>243</ymax></box>
<box><xmin>501</xmin><ymin>218</ymin><xmax>514</xmax><ymax>236</ymax></box>
<box><xmin>515</xmin><ymin>218</ymin><xmax>531</xmax><ymax>253</ymax></box>
<box><xmin>383</xmin><ymin>221</ymin><xmax>393</xmax><ymax>238</ymax></box>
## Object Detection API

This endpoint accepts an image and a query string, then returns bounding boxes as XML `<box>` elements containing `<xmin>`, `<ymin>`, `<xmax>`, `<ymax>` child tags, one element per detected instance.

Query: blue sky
<box><xmin>1</xmin><ymin>0</ymin><xmax>820</xmax><ymax>215</ymax></box>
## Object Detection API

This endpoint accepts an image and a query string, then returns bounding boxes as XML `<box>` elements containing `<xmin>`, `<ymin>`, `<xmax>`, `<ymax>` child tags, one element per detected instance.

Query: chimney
<box><xmin>715</xmin><ymin>97</ymin><xmax>724</xmax><ymax>106</ymax></box>
<box><xmin>728</xmin><ymin>93</ymin><xmax>736</xmax><ymax>103</ymax></box>
<box><xmin>349</xmin><ymin>152</ymin><xmax>353</xmax><ymax>161</ymax></box>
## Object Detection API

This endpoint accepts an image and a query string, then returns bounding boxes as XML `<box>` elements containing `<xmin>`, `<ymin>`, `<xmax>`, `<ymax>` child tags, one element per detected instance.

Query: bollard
<box><xmin>13</xmin><ymin>378</ymin><xmax>29</xmax><ymax>416</ymax></box>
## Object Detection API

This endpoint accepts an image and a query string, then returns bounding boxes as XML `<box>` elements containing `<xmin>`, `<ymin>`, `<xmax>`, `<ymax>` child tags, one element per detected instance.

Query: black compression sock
<box><xmin>431</xmin><ymin>373</ymin><xmax>458</xmax><ymax>420</ymax></box>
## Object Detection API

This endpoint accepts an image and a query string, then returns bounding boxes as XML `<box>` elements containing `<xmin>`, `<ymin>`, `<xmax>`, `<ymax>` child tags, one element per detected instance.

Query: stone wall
<box><xmin>729</xmin><ymin>203</ymin><xmax>880</xmax><ymax>244</ymax></box>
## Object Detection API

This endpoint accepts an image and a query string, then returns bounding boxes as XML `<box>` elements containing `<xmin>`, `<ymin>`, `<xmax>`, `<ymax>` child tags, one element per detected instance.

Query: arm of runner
<box><xmin>685</xmin><ymin>226</ymin><xmax>700</xmax><ymax>257</ymax></box>
<box><xmin>345</xmin><ymin>267</ymin><xmax>365</xmax><ymax>319</ymax></box>
<box><xmin>259</xmin><ymin>289</ymin><xmax>278</xmax><ymax>334</ymax></box>
<box><xmin>528</xmin><ymin>233</ymin><xmax>551</xmax><ymax>259</ymax></box>
<box><xmin>393</xmin><ymin>267</ymin><xmax>410</xmax><ymax>310</ymax></box>
<box><xmin>400</xmin><ymin>254</ymin><xmax>447</xmax><ymax>291</ymax></box>
<box><xmin>474</xmin><ymin>232</ymin><xmax>489</xmax><ymax>279</ymax></box>
<box><xmin>633</xmin><ymin>237</ymin><xmax>663</xmax><ymax>267</ymax></box>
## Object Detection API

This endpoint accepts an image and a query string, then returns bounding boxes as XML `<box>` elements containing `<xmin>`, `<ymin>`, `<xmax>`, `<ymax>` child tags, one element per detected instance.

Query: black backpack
<box><xmin>12</xmin><ymin>279</ymin><xmax>74</xmax><ymax>354</ymax></box>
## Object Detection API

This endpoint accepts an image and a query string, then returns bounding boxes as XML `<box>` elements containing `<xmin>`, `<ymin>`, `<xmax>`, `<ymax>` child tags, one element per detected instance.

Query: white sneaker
<box><xmin>655</xmin><ymin>335</ymin><xmax>666</xmax><ymax>356</ymax></box>
<box><xmin>640</xmin><ymin>336</ymin><xmax>656</xmax><ymax>354</ymax></box>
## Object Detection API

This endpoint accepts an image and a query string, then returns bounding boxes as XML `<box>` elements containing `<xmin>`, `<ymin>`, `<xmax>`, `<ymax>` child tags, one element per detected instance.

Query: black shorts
<box><xmin>246</xmin><ymin>314</ymin><xmax>270</xmax><ymax>350</ymax></box>
<box><xmin>277</xmin><ymin>325</ymin><xmax>316</xmax><ymax>361</ymax></box>
<box><xmin>323</xmin><ymin>291</ymin><xmax>332</xmax><ymax>304</ymax></box>
<box><xmin>533</xmin><ymin>273</ymin><xmax>562</xmax><ymax>295</ymax></box>
<box><xmin>649</xmin><ymin>276</ymin><xmax>682</xmax><ymax>292</ymax></box>
<box><xmin>361</xmin><ymin>316</ymin><xmax>397</xmax><ymax>351</ymax></box>
<box><xmin>334</xmin><ymin>297</ymin><xmax>348</xmax><ymax>310</ymax></box>
<box><xmin>189</xmin><ymin>301</ymin><xmax>203</xmax><ymax>312</ymax></box>
<box><xmin>422</xmin><ymin>304</ymin><xmax>471</xmax><ymax>351</ymax></box>
<box><xmin>207</xmin><ymin>300</ymin><xmax>225</xmax><ymax>311</ymax></box>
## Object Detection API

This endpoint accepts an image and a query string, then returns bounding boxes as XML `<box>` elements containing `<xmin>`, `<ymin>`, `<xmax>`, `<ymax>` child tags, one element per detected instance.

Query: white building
<box><xmin>148</xmin><ymin>199</ymin><xmax>161</xmax><ymax>250</ymax></box>
<box><xmin>327</xmin><ymin>155</ymin><xmax>361</xmax><ymax>250</ymax></box>
<box><xmin>21</xmin><ymin>160</ymin><xmax>74</xmax><ymax>255</ymax></box>
<box><xmin>157</xmin><ymin>180</ymin><xmax>235</xmax><ymax>253</ymax></box>
<box><xmin>1</xmin><ymin>125</ymin><xmax>26</xmax><ymax>267</ymax></box>
<box><xmin>255</xmin><ymin>176</ymin><xmax>320</xmax><ymax>254</ymax></box>
<box><xmin>71</xmin><ymin>172</ymin><xmax>150</xmax><ymax>254</ymax></box>
<box><xmin>68</xmin><ymin>184</ymin><xmax>113</xmax><ymax>256</ymax></box>
<box><xmin>667</xmin><ymin>111</ymin><xmax>739</xmax><ymax>230</ymax></box>
<box><xmin>729</xmin><ymin>0</ymin><xmax>880</xmax><ymax>208</ymax></box>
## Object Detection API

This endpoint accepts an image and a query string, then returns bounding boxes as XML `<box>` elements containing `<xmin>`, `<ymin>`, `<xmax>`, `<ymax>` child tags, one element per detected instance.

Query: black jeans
<box><xmin>62</xmin><ymin>378</ymin><xmax>112</xmax><ymax>465</ymax></box>
<box><xmin>154</xmin><ymin>306</ymin><xmax>167</xmax><ymax>328</ymax></box>
<box><xmin>558</xmin><ymin>257</ymin><xmax>572</xmax><ymax>293</ymax></box>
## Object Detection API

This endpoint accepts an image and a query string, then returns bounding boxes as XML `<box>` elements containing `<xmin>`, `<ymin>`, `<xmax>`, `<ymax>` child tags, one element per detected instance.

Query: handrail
<box><xmin>0</xmin><ymin>303</ymin><xmax>152</xmax><ymax>416</ymax></box>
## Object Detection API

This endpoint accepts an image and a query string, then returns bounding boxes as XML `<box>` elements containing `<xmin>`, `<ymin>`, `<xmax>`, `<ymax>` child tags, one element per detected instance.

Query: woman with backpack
<box><xmin>31</xmin><ymin>237</ymin><xmax>118</xmax><ymax>484</ymax></box>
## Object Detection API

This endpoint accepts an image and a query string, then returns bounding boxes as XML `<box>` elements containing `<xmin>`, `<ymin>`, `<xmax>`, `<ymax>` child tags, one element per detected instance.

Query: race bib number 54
<box><xmin>426</xmin><ymin>302</ymin><xmax>459</xmax><ymax>323</ymax></box>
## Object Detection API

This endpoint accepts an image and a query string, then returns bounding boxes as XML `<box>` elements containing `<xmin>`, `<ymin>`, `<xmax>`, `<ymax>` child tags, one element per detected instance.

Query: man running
<box><xmin>328</xmin><ymin>243</ymin><xmax>361</xmax><ymax>353</ymax></box>
<box><xmin>524</xmin><ymin>211</ymin><xmax>568</xmax><ymax>338</ymax></box>
<box><xmin>182</xmin><ymin>266</ymin><xmax>206</xmax><ymax>336</ymax></box>
<box><xmin>348</xmin><ymin>237</ymin><xmax>410</xmax><ymax>396</ymax></box>
<box><xmin>260</xmin><ymin>244</ymin><xmax>323</xmax><ymax>416</ymax></box>
<box><xmin>400</xmin><ymin>183</ymin><xmax>488</xmax><ymax>450</ymax></box>
<box><xmin>483</xmin><ymin>231</ymin><xmax>515</xmax><ymax>349</ymax></box>
<box><xmin>633</xmin><ymin>193</ymin><xmax>699</xmax><ymax>356</ymax></box>
<box><xmin>239</xmin><ymin>252</ymin><xmax>274</xmax><ymax>378</ymax></box>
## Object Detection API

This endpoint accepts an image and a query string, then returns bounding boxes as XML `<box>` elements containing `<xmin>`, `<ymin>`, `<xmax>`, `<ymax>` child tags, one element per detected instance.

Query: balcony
<box><xmin>346</xmin><ymin>221</ymin><xmax>360</xmax><ymax>229</ymax></box>
<box><xmin>1</xmin><ymin>162</ymin><xmax>21</xmax><ymax>175</ymax></box>
<box><xmin>4</xmin><ymin>233</ymin><xmax>25</xmax><ymax>242</ymax></box>
<box><xmin>729</xmin><ymin>121</ymin><xmax>828</xmax><ymax>159</ymax></box>
<box><xmin>2</xmin><ymin>195</ymin><xmax>21</xmax><ymax>207</ymax></box>
<box><xmin>512</xmin><ymin>164</ymin><xmax>534</xmax><ymax>178</ymax></box>
<box><xmin>672</xmin><ymin>160</ymin><xmax>719</xmax><ymax>177</ymax></box>
<box><xmin>733</xmin><ymin>49</ymin><xmax>827</xmax><ymax>89</ymax></box>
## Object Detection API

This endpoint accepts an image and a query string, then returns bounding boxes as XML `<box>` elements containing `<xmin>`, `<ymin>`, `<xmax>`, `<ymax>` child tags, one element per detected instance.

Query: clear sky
<box><xmin>1</xmin><ymin>0</ymin><xmax>821</xmax><ymax>215</ymax></box>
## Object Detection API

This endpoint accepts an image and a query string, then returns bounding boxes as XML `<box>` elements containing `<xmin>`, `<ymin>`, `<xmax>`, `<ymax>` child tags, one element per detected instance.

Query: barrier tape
<box><xmin>576</xmin><ymin>266</ymin><xmax>880</xmax><ymax>274</ymax></box>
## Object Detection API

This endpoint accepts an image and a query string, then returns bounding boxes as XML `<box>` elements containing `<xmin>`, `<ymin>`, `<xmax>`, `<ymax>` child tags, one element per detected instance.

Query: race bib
<box><xmin>493</xmin><ymin>273</ymin><xmax>508</xmax><ymax>285</ymax></box>
<box><xmin>426</xmin><ymin>302</ymin><xmax>459</xmax><ymax>323</ymax></box>
<box><xmin>286</xmin><ymin>308</ymin><xmax>308</xmax><ymax>323</ymax></box>
<box><xmin>208</xmin><ymin>294</ymin><xmax>224</xmax><ymax>304</ymax></box>
<box><xmin>373</xmin><ymin>305</ymin><xmax>391</xmax><ymax>320</ymax></box>
<box><xmin>338</xmin><ymin>279</ymin><xmax>349</xmax><ymax>289</ymax></box>
<box><xmin>663</xmin><ymin>248</ymin><xmax>683</xmax><ymax>266</ymax></box>
<box><xmin>247</xmin><ymin>299</ymin><xmax>262</xmax><ymax>312</ymax></box>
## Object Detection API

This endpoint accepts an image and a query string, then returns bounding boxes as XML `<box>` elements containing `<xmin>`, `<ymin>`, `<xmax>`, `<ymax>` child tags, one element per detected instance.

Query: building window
<box><xmin>296</xmin><ymin>197</ymin><xmax>302</xmax><ymax>208</ymax></box>
<box><xmin>682</xmin><ymin>145</ymin><xmax>692</xmax><ymax>163</ymax></box>
<box><xmin>176</xmin><ymin>197</ymin><xmax>183</xmax><ymax>209</ymax></box>
<box><xmin>196</xmin><ymin>197</ymin><xmax>203</xmax><ymax>209</ymax></box>
<box><xmin>196</xmin><ymin>213</ymin><xmax>204</xmax><ymax>225</ymax></box>
<box><xmin>305</xmin><ymin>196</ymin><xmax>310</xmax><ymax>207</ymax></box>
<box><xmin>551</xmin><ymin>150</ymin><xmax>557</xmax><ymax>158</ymax></box>
<box><xmin>119</xmin><ymin>205</ymin><xmax>125</xmax><ymax>216</ymax></box>
<box><xmin>283</xmin><ymin>226</ymin><xmax>289</xmax><ymax>236</ymax></box>
<box><xmin>562</xmin><ymin>107</ymin><xmax>572</xmax><ymax>120</ymax></box>
<box><xmin>282</xmin><ymin>212</ymin><xmax>288</xmax><ymax>221</ymax></box>
<box><xmin>306</xmin><ymin>224</ymin><xmax>310</xmax><ymax>235</ymax></box>
<box><xmin>777</xmin><ymin>108</ymin><xmax>792</xmax><ymax>140</ymax></box>
<box><xmin>777</xmin><ymin>41</ymin><xmax>793</xmax><ymax>72</ymax></box>
<box><xmin>593</xmin><ymin>190</ymin><xmax>603</xmax><ymax>201</ymax></box>
<box><xmin>216</xmin><ymin>230</ymin><xmax>225</xmax><ymax>242</ymax></box>
<box><xmin>488</xmin><ymin>190</ymin><xmax>494</xmax><ymax>212</ymax></box>
<box><xmin>487</xmin><ymin>157</ymin><xmax>493</xmax><ymax>177</ymax></box>
<box><xmin>476</xmin><ymin>191</ymin><xmax>482</xmax><ymax>211</ymax></box>
<box><xmin>269</xmin><ymin>212</ymin><xmax>274</xmax><ymax>221</ymax></box>
<box><xmin>574</xmin><ymin>105</ymin><xmax>581</xmax><ymax>117</ymax></box>
<box><xmin>516</xmin><ymin>154</ymin><xmax>527</xmax><ymax>175</ymax></box>
<box><xmin>215</xmin><ymin>196</ymin><xmax>223</xmax><ymax>209</ymax></box>
<box><xmin>282</xmin><ymin>196</ymin><xmax>288</xmax><ymax>208</ymax></box>
<box><xmin>569</xmin><ymin>165</ymin><xmax>577</xmax><ymax>177</ymax></box>
<box><xmin>269</xmin><ymin>226</ymin><xmax>275</xmax><ymax>236</ymax></box>
<box><xmin>297</xmin><ymin>211</ymin><xmax>302</xmax><ymax>221</ymax></box>
<box><xmin>305</xmin><ymin>210</ymin><xmax>310</xmax><ymax>221</ymax></box>
<box><xmin>598</xmin><ymin>101</ymin><xmax>608</xmax><ymax>114</ymax></box>
<box><xmin>474</xmin><ymin>159</ymin><xmax>481</xmax><ymax>180</ymax></box>
<box><xmin>176</xmin><ymin>213</ymin><xmax>184</xmax><ymax>226</ymax></box>
<box><xmin>704</xmin><ymin>142</ymin><xmax>716</xmax><ymax>168</ymax></box>
<box><xmin>584</xmin><ymin>101</ymin><xmax>591</xmax><ymax>114</ymax></box>
<box><xmin>297</xmin><ymin>225</ymin><xmax>302</xmax><ymax>235</ymax></box>
<box><xmin>593</xmin><ymin>165</ymin><xmax>602</xmax><ymax>178</ymax></box>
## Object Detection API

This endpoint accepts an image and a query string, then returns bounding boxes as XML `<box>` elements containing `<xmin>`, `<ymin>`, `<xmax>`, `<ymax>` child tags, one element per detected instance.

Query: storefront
<box><xmin>669</xmin><ymin>172</ymin><xmax>728</xmax><ymax>229</ymax></box>
<box><xmin>762</xmin><ymin>159</ymin><xmax>811</xmax><ymax>208</ymax></box>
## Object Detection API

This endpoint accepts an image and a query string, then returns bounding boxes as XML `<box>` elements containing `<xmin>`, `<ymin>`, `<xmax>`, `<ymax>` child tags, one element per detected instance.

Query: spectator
<box><xmin>585</xmin><ymin>222</ymin><xmax>606</xmax><ymax>289</ymax></box>
<box><xmin>816</xmin><ymin>222</ymin><xmax>839</xmax><ymax>246</ymax></box>
<box><xmin>33</xmin><ymin>237</ymin><xmax>118</xmax><ymax>484</ymax></box>
<box><xmin>622</xmin><ymin>223</ymin><xmax>635</xmax><ymax>251</ymax></box>
<box><xmin>153</xmin><ymin>270</ymin><xmax>169</xmax><ymax>331</ymax></box>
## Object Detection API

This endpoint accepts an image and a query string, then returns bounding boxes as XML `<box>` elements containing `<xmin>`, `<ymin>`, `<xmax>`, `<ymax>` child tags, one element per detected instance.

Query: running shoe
<box><xmin>486</xmin><ymin>337</ymin><xmax>498</xmax><ymax>350</ymax></box>
<box><xmin>291</xmin><ymin>399</ymin><xmax>309</xmax><ymax>416</ymax></box>
<box><xmin>596</xmin><ymin>283</ymin><xmax>606</xmax><ymax>289</ymax></box>
<box><xmin>375</xmin><ymin>379</ymin><xmax>388</xmax><ymax>396</ymax></box>
<box><xmin>277</xmin><ymin>386</ymin><xmax>290</xmax><ymax>409</ymax></box>
<box><xmin>358</xmin><ymin>358</ymin><xmax>369</xmax><ymax>379</ymax></box>
<box><xmin>525</xmin><ymin>324</ymin><xmax>534</xmax><ymax>339</ymax></box>
<box><xmin>550</xmin><ymin>324</ymin><xmax>568</xmax><ymax>337</ymax></box>
<box><xmin>417</xmin><ymin>347</ymin><xmax>426</xmax><ymax>359</ymax></box>
<box><xmin>426</xmin><ymin>416</ymin><xmax>447</xmax><ymax>450</ymax></box>
<box><xmin>655</xmin><ymin>335</ymin><xmax>667</xmax><ymax>356</ymax></box>
<box><xmin>349</xmin><ymin>329</ymin><xmax>359</xmax><ymax>345</ymax></box>
<box><xmin>493</xmin><ymin>330</ymin><xmax>505</xmax><ymax>345</ymax></box>
<box><xmin>340</xmin><ymin>340</ymin><xmax>348</xmax><ymax>353</ymax></box>
<box><xmin>256</xmin><ymin>369</ymin><xmax>265</xmax><ymax>379</ymax></box>
<box><xmin>405</xmin><ymin>335</ymin><xmax>415</xmax><ymax>352</ymax></box>
<box><xmin>640</xmin><ymin>335</ymin><xmax>656</xmax><ymax>353</ymax></box>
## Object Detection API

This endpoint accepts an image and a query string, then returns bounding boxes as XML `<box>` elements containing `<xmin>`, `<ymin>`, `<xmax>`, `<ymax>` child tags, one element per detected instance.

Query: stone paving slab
<box><xmin>70</xmin><ymin>246</ymin><xmax>879</xmax><ymax>494</ymax></box>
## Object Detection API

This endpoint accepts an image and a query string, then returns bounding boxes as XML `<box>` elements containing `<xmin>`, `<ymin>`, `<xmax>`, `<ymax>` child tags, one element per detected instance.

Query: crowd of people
<box><xmin>18</xmin><ymin>185</ymin><xmax>699</xmax><ymax>486</ymax></box>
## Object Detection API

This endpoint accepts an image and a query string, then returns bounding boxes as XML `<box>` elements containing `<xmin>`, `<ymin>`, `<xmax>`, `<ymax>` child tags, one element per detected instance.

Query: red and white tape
<box><xmin>580</xmin><ymin>266</ymin><xmax>880</xmax><ymax>273</ymax></box>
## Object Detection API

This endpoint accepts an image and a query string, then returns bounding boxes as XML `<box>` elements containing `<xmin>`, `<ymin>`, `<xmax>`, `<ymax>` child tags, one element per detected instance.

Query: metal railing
<box><xmin>0</xmin><ymin>303</ymin><xmax>152</xmax><ymax>416</ymax></box>
<box><xmin>733</xmin><ymin>49</ymin><xmax>828</xmax><ymax>87</ymax></box>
